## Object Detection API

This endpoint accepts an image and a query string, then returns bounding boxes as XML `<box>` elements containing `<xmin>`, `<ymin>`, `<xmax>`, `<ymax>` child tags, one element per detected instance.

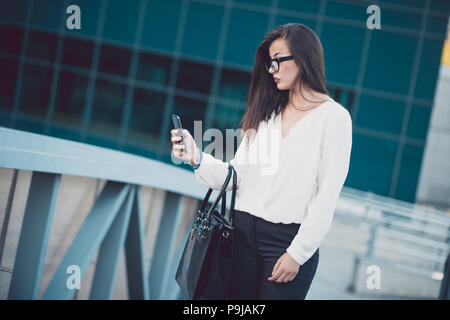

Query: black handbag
<box><xmin>175</xmin><ymin>163</ymin><xmax>237</xmax><ymax>300</ymax></box>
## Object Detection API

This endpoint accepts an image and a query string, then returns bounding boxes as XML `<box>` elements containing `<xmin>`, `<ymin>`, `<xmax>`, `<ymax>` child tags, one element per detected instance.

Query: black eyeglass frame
<box><xmin>265</xmin><ymin>55</ymin><xmax>294</xmax><ymax>73</ymax></box>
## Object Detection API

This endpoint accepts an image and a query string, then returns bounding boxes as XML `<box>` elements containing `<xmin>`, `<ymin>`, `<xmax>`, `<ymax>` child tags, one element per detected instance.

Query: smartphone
<box><xmin>171</xmin><ymin>114</ymin><xmax>187</xmax><ymax>150</ymax></box>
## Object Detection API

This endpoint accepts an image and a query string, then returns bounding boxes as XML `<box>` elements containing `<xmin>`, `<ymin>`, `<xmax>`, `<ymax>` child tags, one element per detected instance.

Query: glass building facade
<box><xmin>0</xmin><ymin>0</ymin><xmax>449</xmax><ymax>203</ymax></box>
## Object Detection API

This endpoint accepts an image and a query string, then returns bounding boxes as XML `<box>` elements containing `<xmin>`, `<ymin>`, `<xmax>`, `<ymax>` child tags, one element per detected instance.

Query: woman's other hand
<box><xmin>268</xmin><ymin>252</ymin><xmax>300</xmax><ymax>283</ymax></box>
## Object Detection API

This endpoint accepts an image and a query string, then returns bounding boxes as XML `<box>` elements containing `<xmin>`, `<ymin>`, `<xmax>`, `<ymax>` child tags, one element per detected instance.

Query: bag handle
<box><xmin>229</xmin><ymin>164</ymin><xmax>237</xmax><ymax>226</ymax></box>
<box><xmin>219</xmin><ymin>164</ymin><xmax>238</xmax><ymax>225</ymax></box>
<box><xmin>198</xmin><ymin>165</ymin><xmax>232</xmax><ymax>213</ymax></box>
<box><xmin>198</xmin><ymin>165</ymin><xmax>233</xmax><ymax>219</ymax></box>
<box><xmin>198</xmin><ymin>164</ymin><xmax>238</xmax><ymax>223</ymax></box>
<box><xmin>205</xmin><ymin>165</ymin><xmax>233</xmax><ymax>219</ymax></box>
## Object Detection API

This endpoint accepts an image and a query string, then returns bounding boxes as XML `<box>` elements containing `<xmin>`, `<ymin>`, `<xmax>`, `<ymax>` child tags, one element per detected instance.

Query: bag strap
<box><xmin>199</xmin><ymin>165</ymin><xmax>232</xmax><ymax>213</ymax></box>
<box><xmin>219</xmin><ymin>164</ymin><xmax>238</xmax><ymax>223</ymax></box>
<box><xmin>204</xmin><ymin>165</ymin><xmax>233</xmax><ymax>219</ymax></box>
<box><xmin>198</xmin><ymin>167</ymin><xmax>230</xmax><ymax>212</ymax></box>
<box><xmin>229</xmin><ymin>164</ymin><xmax>237</xmax><ymax>226</ymax></box>
<box><xmin>218</xmin><ymin>164</ymin><xmax>238</xmax><ymax>224</ymax></box>
<box><xmin>221</xmin><ymin>191</ymin><xmax>226</xmax><ymax>218</ymax></box>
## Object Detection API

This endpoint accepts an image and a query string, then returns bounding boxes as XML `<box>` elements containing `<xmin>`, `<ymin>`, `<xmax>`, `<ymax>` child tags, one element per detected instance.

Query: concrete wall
<box><xmin>416</xmin><ymin>65</ymin><xmax>450</xmax><ymax>211</ymax></box>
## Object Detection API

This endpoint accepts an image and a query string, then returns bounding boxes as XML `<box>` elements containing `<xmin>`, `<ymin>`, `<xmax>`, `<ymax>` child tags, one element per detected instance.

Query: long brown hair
<box><xmin>240</xmin><ymin>23</ymin><xmax>328</xmax><ymax>147</ymax></box>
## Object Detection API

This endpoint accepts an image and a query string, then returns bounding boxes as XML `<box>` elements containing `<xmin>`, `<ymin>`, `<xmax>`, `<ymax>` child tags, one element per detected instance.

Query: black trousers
<box><xmin>229</xmin><ymin>210</ymin><xmax>319</xmax><ymax>300</ymax></box>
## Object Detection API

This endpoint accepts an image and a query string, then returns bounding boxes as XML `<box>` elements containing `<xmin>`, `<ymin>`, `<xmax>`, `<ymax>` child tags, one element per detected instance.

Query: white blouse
<box><xmin>193</xmin><ymin>98</ymin><xmax>353</xmax><ymax>265</ymax></box>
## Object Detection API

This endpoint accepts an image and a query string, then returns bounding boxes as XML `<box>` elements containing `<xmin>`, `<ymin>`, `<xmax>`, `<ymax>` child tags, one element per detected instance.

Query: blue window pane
<box><xmin>430</xmin><ymin>0</ymin><xmax>450</xmax><ymax>12</ymax></box>
<box><xmin>381</xmin><ymin>9</ymin><xmax>422</xmax><ymax>31</ymax></box>
<box><xmin>394</xmin><ymin>144</ymin><xmax>424</xmax><ymax>202</ymax></box>
<box><xmin>363</xmin><ymin>32</ymin><xmax>417</xmax><ymax>95</ymax></box>
<box><xmin>407</xmin><ymin>104</ymin><xmax>431</xmax><ymax>140</ymax></box>
<box><xmin>90</xmin><ymin>79</ymin><xmax>126</xmax><ymax>137</ymax></box>
<box><xmin>414</xmin><ymin>38</ymin><xmax>443</xmax><ymax>100</ymax></box>
<box><xmin>356</xmin><ymin>95</ymin><xmax>405</xmax><ymax>135</ymax></box>
<box><xmin>325</xmin><ymin>1</ymin><xmax>366</xmax><ymax>25</ymax></box>
<box><xmin>129</xmin><ymin>87</ymin><xmax>166</xmax><ymax>147</ymax></box>
<box><xmin>31</xmin><ymin>0</ymin><xmax>64</xmax><ymax>30</ymax></box>
<box><xmin>346</xmin><ymin>134</ymin><xmax>398</xmax><ymax>196</ymax></box>
<box><xmin>380</xmin><ymin>0</ymin><xmax>425</xmax><ymax>9</ymax></box>
<box><xmin>0</xmin><ymin>56</ymin><xmax>19</xmax><ymax>111</ymax></box>
<box><xmin>26</xmin><ymin>29</ymin><xmax>58</xmax><ymax>61</ymax></box>
<box><xmin>274</xmin><ymin>15</ymin><xmax>316</xmax><ymax>33</ymax></box>
<box><xmin>141</xmin><ymin>0</ymin><xmax>182</xmax><ymax>51</ymax></box>
<box><xmin>426</xmin><ymin>15</ymin><xmax>448</xmax><ymax>34</ymax></box>
<box><xmin>136</xmin><ymin>52</ymin><xmax>172</xmax><ymax>85</ymax></box>
<box><xmin>235</xmin><ymin>0</ymin><xmax>271</xmax><ymax>7</ymax></box>
<box><xmin>210</xmin><ymin>104</ymin><xmax>245</xmax><ymax>157</ymax></box>
<box><xmin>224</xmin><ymin>8</ymin><xmax>268</xmax><ymax>66</ymax></box>
<box><xmin>18</xmin><ymin>63</ymin><xmax>52</xmax><ymax>119</ymax></box>
<box><xmin>181</xmin><ymin>2</ymin><xmax>224</xmax><ymax>60</ymax></box>
<box><xmin>61</xmin><ymin>36</ymin><xmax>94</xmax><ymax>69</ymax></box>
<box><xmin>218</xmin><ymin>68</ymin><xmax>251</xmax><ymax>102</ymax></box>
<box><xmin>0</xmin><ymin>25</ymin><xmax>24</xmax><ymax>55</ymax></box>
<box><xmin>0</xmin><ymin>113</ymin><xmax>7</xmax><ymax>126</ymax></box>
<box><xmin>64</xmin><ymin>0</ymin><xmax>102</xmax><ymax>37</ymax></box>
<box><xmin>211</xmin><ymin>104</ymin><xmax>245</xmax><ymax>133</ymax></box>
<box><xmin>176</xmin><ymin>59</ymin><xmax>214</xmax><ymax>94</ymax></box>
<box><xmin>321</xmin><ymin>23</ymin><xmax>365</xmax><ymax>86</ymax></box>
<box><xmin>103</xmin><ymin>0</ymin><xmax>140</xmax><ymax>44</ymax></box>
<box><xmin>0</xmin><ymin>0</ymin><xmax>28</xmax><ymax>23</ymax></box>
<box><xmin>278</xmin><ymin>0</ymin><xmax>320</xmax><ymax>14</ymax></box>
<box><xmin>98</xmin><ymin>43</ymin><xmax>132</xmax><ymax>77</ymax></box>
<box><xmin>54</xmin><ymin>71</ymin><xmax>88</xmax><ymax>128</ymax></box>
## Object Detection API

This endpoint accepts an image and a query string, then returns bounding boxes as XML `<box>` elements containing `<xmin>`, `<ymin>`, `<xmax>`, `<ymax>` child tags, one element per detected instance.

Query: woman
<box><xmin>171</xmin><ymin>23</ymin><xmax>352</xmax><ymax>300</ymax></box>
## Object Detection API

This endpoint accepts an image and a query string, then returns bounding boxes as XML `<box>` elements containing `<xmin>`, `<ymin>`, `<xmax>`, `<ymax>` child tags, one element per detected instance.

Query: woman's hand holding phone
<box><xmin>171</xmin><ymin>128</ymin><xmax>200</xmax><ymax>166</ymax></box>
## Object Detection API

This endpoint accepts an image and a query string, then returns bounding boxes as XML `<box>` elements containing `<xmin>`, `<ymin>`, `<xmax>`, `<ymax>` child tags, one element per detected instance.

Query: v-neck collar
<box><xmin>278</xmin><ymin>98</ymin><xmax>332</xmax><ymax>141</ymax></box>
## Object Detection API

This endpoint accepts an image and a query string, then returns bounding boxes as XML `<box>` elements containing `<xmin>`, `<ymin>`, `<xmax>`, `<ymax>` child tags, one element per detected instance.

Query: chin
<box><xmin>276</xmin><ymin>83</ymin><xmax>289</xmax><ymax>90</ymax></box>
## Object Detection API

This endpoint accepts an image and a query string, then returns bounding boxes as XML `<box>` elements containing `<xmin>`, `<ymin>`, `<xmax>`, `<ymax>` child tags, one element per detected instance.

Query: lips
<box><xmin>274</xmin><ymin>77</ymin><xmax>280</xmax><ymax>83</ymax></box>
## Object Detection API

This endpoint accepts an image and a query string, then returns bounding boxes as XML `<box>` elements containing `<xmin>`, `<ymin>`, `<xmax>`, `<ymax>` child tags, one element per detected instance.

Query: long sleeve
<box><xmin>286</xmin><ymin>107</ymin><xmax>353</xmax><ymax>266</ymax></box>
<box><xmin>194</xmin><ymin>134</ymin><xmax>248</xmax><ymax>191</ymax></box>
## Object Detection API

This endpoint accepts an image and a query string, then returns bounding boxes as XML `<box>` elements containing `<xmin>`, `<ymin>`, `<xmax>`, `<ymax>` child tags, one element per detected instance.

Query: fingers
<box><xmin>268</xmin><ymin>260</ymin><xmax>281</xmax><ymax>282</ymax></box>
<box><xmin>171</xmin><ymin>136</ymin><xmax>183</xmax><ymax>144</ymax></box>
<box><xmin>272</xmin><ymin>259</ymin><xmax>281</xmax><ymax>277</ymax></box>
<box><xmin>268</xmin><ymin>258</ymin><xmax>297</xmax><ymax>283</ymax></box>
<box><xmin>171</xmin><ymin>128</ymin><xmax>189</xmax><ymax>136</ymax></box>
<box><xmin>268</xmin><ymin>269</ymin><xmax>296</xmax><ymax>283</ymax></box>
<box><xmin>173</xmin><ymin>144</ymin><xmax>185</xmax><ymax>151</ymax></box>
<box><xmin>170</xmin><ymin>129</ymin><xmax>196</xmax><ymax>162</ymax></box>
<box><xmin>173</xmin><ymin>145</ymin><xmax>186</xmax><ymax>159</ymax></box>
<box><xmin>269</xmin><ymin>268</ymin><xmax>284</xmax><ymax>283</ymax></box>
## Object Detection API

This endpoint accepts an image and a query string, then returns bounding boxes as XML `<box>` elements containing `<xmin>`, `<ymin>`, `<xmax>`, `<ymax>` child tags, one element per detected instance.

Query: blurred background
<box><xmin>0</xmin><ymin>0</ymin><xmax>449</xmax><ymax>300</ymax></box>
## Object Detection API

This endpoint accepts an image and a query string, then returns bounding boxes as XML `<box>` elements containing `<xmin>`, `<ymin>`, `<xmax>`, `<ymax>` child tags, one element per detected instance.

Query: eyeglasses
<box><xmin>265</xmin><ymin>55</ymin><xmax>294</xmax><ymax>73</ymax></box>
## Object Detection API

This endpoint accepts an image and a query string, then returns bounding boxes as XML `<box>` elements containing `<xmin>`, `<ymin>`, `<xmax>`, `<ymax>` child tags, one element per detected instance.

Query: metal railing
<box><xmin>0</xmin><ymin>126</ymin><xmax>227</xmax><ymax>299</ymax></box>
<box><xmin>338</xmin><ymin>189</ymin><xmax>450</xmax><ymax>295</ymax></box>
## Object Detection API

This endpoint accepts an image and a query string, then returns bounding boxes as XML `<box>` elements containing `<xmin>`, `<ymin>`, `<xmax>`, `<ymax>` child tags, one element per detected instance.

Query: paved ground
<box><xmin>305</xmin><ymin>221</ymin><xmax>443</xmax><ymax>300</ymax></box>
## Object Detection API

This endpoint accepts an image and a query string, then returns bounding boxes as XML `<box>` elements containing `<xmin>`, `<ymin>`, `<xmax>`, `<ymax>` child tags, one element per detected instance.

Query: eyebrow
<box><xmin>270</xmin><ymin>52</ymin><xmax>283</xmax><ymax>59</ymax></box>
